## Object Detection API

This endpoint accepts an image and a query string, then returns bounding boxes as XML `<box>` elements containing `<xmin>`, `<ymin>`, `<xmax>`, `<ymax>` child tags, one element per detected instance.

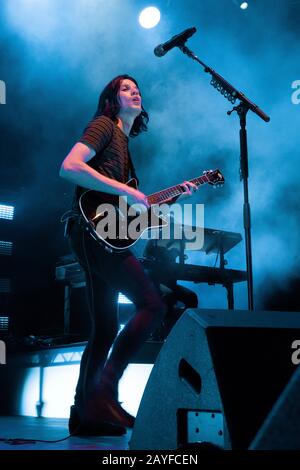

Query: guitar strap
<box><xmin>100</xmin><ymin>121</ymin><xmax>140</xmax><ymax>186</ymax></box>
<box><xmin>128</xmin><ymin>149</ymin><xmax>140</xmax><ymax>187</ymax></box>
<box><xmin>105</xmin><ymin>124</ymin><xmax>140</xmax><ymax>186</ymax></box>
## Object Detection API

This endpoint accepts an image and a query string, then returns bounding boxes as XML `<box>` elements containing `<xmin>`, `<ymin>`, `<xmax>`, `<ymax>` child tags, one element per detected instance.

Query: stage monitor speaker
<box><xmin>250</xmin><ymin>362</ymin><xmax>300</xmax><ymax>449</ymax></box>
<box><xmin>129</xmin><ymin>309</ymin><xmax>300</xmax><ymax>450</ymax></box>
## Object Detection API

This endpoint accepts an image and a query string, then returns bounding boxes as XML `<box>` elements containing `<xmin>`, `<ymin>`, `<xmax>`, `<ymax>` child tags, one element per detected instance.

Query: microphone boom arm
<box><xmin>176</xmin><ymin>43</ymin><xmax>271</xmax><ymax>311</ymax></box>
<box><xmin>179</xmin><ymin>44</ymin><xmax>270</xmax><ymax>123</ymax></box>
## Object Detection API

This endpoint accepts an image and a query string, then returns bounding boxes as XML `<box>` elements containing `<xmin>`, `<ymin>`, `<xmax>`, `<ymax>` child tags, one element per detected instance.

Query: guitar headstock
<box><xmin>203</xmin><ymin>169</ymin><xmax>225</xmax><ymax>187</ymax></box>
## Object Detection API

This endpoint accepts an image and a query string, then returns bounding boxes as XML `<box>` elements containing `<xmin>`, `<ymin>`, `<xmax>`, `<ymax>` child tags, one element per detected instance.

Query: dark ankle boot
<box><xmin>68</xmin><ymin>405</ymin><xmax>126</xmax><ymax>436</ymax></box>
<box><xmin>86</xmin><ymin>390</ymin><xmax>135</xmax><ymax>429</ymax></box>
<box><xmin>90</xmin><ymin>365</ymin><xmax>135</xmax><ymax>428</ymax></box>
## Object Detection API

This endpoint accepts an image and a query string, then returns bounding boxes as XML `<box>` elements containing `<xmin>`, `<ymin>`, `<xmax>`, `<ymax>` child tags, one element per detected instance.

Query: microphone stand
<box><xmin>178</xmin><ymin>43</ymin><xmax>270</xmax><ymax>311</ymax></box>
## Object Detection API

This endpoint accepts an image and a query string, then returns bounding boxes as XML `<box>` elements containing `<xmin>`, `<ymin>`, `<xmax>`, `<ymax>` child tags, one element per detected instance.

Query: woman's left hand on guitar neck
<box><xmin>165</xmin><ymin>180</ymin><xmax>199</xmax><ymax>204</ymax></box>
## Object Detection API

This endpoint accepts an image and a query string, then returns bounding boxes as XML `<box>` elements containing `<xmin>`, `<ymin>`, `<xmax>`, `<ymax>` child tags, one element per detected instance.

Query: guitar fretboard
<box><xmin>146</xmin><ymin>174</ymin><xmax>210</xmax><ymax>206</ymax></box>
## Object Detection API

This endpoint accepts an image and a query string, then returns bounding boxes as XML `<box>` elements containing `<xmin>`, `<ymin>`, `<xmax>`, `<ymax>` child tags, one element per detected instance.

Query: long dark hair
<box><xmin>94</xmin><ymin>74</ymin><xmax>149</xmax><ymax>137</ymax></box>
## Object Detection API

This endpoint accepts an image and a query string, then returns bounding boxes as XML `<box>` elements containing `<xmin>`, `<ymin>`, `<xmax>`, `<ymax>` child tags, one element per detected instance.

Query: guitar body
<box><xmin>79</xmin><ymin>170</ymin><xmax>224</xmax><ymax>251</ymax></box>
<box><xmin>79</xmin><ymin>179</ymin><xmax>168</xmax><ymax>251</ymax></box>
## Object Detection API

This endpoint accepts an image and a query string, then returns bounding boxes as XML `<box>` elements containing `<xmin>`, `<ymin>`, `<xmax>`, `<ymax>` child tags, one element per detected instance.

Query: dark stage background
<box><xmin>0</xmin><ymin>0</ymin><xmax>299</xmax><ymax>337</ymax></box>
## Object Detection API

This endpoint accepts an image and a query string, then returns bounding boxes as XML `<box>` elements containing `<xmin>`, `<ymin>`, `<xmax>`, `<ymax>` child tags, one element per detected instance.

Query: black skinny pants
<box><xmin>69</xmin><ymin>219</ymin><xmax>166</xmax><ymax>405</ymax></box>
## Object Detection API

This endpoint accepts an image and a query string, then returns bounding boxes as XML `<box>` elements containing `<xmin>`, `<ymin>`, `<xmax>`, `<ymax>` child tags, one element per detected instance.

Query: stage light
<box><xmin>0</xmin><ymin>204</ymin><xmax>14</xmax><ymax>220</ymax></box>
<box><xmin>0</xmin><ymin>316</ymin><xmax>9</xmax><ymax>331</ymax></box>
<box><xmin>0</xmin><ymin>279</ymin><xmax>11</xmax><ymax>294</ymax></box>
<box><xmin>0</xmin><ymin>241</ymin><xmax>13</xmax><ymax>256</ymax></box>
<box><xmin>139</xmin><ymin>6</ymin><xmax>161</xmax><ymax>29</ymax></box>
<box><xmin>20</xmin><ymin>349</ymin><xmax>153</xmax><ymax>418</ymax></box>
<box><xmin>240</xmin><ymin>2</ymin><xmax>248</xmax><ymax>9</ymax></box>
<box><xmin>118</xmin><ymin>293</ymin><xmax>132</xmax><ymax>304</ymax></box>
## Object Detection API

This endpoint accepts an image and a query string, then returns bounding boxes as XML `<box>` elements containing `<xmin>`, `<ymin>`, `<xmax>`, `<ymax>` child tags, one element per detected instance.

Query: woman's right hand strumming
<box><xmin>124</xmin><ymin>186</ymin><xmax>149</xmax><ymax>212</ymax></box>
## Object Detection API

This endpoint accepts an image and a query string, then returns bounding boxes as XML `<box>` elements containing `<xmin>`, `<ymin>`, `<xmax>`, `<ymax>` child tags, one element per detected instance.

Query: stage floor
<box><xmin>0</xmin><ymin>416</ymin><xmax>130</xmax><ymax>451</ymax></box>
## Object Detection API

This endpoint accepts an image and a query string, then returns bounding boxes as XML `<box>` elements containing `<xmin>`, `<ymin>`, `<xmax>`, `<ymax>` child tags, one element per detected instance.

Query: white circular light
<box><xmin>139</xmin><ymin>7</ymin><xmax>161</xmax><ymax>29</ymax></box>
<box><xmin>240</xmin><ymin>2</ymin><xmax>248</xmax><ymax>9</ymax></box>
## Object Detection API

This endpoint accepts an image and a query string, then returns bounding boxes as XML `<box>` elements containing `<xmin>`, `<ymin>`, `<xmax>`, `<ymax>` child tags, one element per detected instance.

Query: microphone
<box><xmin>154</xmin><ymin>27</ymin><xmax>197</xmax><ymax>57</ymax></box>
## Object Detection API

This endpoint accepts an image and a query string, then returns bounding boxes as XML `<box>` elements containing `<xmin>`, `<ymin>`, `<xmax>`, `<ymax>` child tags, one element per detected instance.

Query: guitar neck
<box><xmin>146</xmin><ymin>174</ymin><xmax>210</xmax><ymax>205</ymax></box>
